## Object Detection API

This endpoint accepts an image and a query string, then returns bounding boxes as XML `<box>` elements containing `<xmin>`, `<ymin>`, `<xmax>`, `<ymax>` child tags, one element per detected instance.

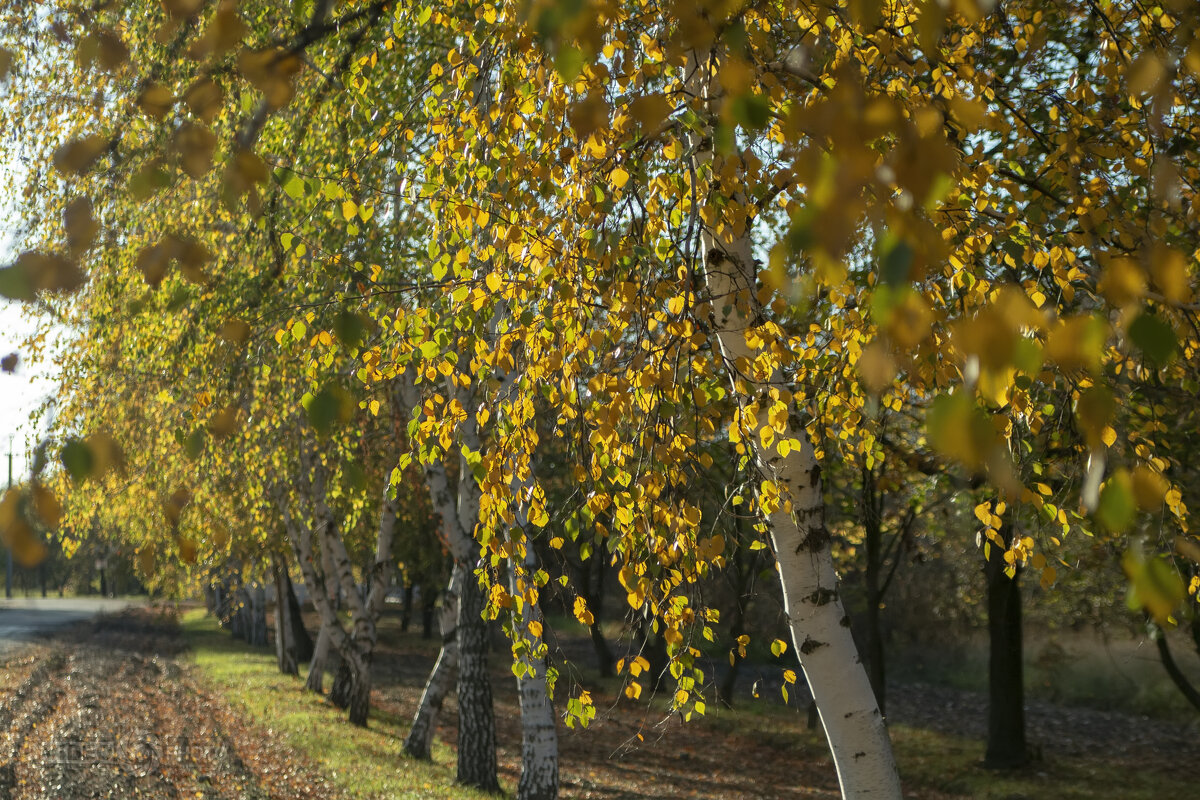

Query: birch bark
<box><xmin>686</xmin><ymin>48</ymin><xmax>902</xmax><ymax>799</ymax></box>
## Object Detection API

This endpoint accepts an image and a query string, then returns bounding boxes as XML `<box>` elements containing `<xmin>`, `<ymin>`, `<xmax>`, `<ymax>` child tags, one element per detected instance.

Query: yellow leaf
<box><xmin>485</xmin><ymin>272</ymin><xmax>502</xmax><ymax>293</ymax></box>
<box><xmin>611</xmin><ymin>166</ymin><xmax>630</xmax><ymax>188</ymax></box>
<box><xmin>342</xmin><ymin>199</ymin><xmax>358</xmax><ymax>221</ymax></box>
<box><xmin>1101</xmin><ymin>426</ymin><xmax>1117</xmax><ymax>448</ymax></box>
<box><xmin>573</xmin><ymin>595</ymin><xmax>595</xmax><ymax>626</ymax></box>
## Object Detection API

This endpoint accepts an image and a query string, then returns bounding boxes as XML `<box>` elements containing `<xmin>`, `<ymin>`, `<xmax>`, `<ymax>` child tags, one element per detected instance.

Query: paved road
<box><xmin>0</xmin><ymin>597</ymin><xmax>144</xmax><ymax>653</ymax></box>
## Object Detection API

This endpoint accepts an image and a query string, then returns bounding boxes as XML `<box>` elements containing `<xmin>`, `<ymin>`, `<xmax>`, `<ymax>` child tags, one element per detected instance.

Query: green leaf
<box><xmin>184</xmin><ymin>429</ymin><xmax>206</xmax><ymax>460</ymax></box>
<box><xmin>60</xmin><ymin>439</ymin><xmax>95</xmax><ymax>482</ymax></box>
<box><xmin>303</xmin><ymin>384</ymin><xmax>351</xmax><ymax>436</ymax></box>
<box><xmin>418</xmin><ymin>340</ymin><xmax>440</xmax><ymax>361</ymax></box>
<box><xmin>1128</xmin><ymin>312</ymin><xmax>1177</xmax><ymax>364</ymax></box>
<box><xmin>1123</xmin><ymin>546</ymin><xmax>1185</xmax><ymax>624</ymax></box>
<box><xmin>879</xmin><ymin>238</ymin><xmax>913</xmax><ymax>287</ymax></box>
<box><xmin>555</xmin><ymin>46</ymin><xmax>583</xmax><ymax>81</ymax></box>
<box><xmin>273</xmin><ymin>167</ymin><xmax>305</xmax><ymax>200</ymax></box>
<box><xmin>0</xmin><ymin>265</ymin><xmax>33</xmax><ymax>301</ymax></box>
<box><xmin>332</xmin><ymin>310</ymin><xmax>371</xmax><ymax>349</ymax></box>
<box><xmin>1096</xmin><ymin>470</ymin><xmax>1136</xmax><ymax>532</ymax></box>
<box><xmin>731</xmin><ymin>91</ymin><xmax>771</xmax><ymax>130</ymax></box>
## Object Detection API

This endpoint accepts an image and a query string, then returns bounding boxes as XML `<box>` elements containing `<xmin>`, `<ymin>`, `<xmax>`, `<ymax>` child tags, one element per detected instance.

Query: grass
<box><xmin>891</xmin><ymin>723</ymin><xmax>1196</xmax><ymax>800</ymax></box>
<box><xmin>181</xmin><ymin>608</ymin><xmax>1196</xmax><ymax>800</ymax></box>
<box><xmin>890</xmin><ymin>627</ymin><xmax>1200</xmax><ymax>722</ymax></box>
<box><xmin>180</xmin><ymin>609</ymin><xmax>503</xmax><ymax>800</ymax></box>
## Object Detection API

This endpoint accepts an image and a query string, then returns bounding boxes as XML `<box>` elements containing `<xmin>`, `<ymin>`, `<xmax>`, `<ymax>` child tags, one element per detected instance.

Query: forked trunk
<box><xmin>306</xmin><ymin>622</ymin><xmax>333</xmax><ymax>693</ymax></box>
<box><xmin>404</xmin><ymin>567</ymin><xmax>462</xmax><ymax>760</ymax></box>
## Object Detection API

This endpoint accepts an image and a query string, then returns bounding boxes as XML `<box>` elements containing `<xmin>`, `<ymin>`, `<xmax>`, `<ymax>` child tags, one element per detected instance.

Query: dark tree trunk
<box><xmin>717</xmin><ymin>524</ymin><xmax>756</xmax><ymax>709</ymax></box>
<box><xmin>284</xmin><ymin>567</ymin><xmax>313</xmax><ymax>662</ymax></box>
<box><xmin>230</xmin><ymin>586</ymin><xmax>247</xmax><ymax>641</ymax></box>
<box><xmin>346</xmin><ymin>653</ymin><xmax>373</xmax><ymax>727</ymax></box>
<box><xmin>274</xmin><ymin>562</ymin><xmax>299</xmax><ymax>676</ymax></box>
<box><xmin>635</xmin><ymin>615</ymin><xmax>669</xmax><ymax>692</ymax></box>
<box><xmin>455</xmin><ymin>573</ymin><xmax>499</xmax><ymax>792</ymax></box>
<box><xmin>862</xmin><ymin>464</ymin><xmax>887</xmax><ymax>714</ymax></box>
<box><xmin>984</xmin><ymin>521</ymin><xmax>1028</xmax><ymax>769</ymax></box>
<box><xmin>330</xmin><ymin>659</ymin><xmax>354</xmax><ymax>710</ymax></box>
<box><xmin>1152</xmin><ymin>622</ymin><xmax>1200</xmax><ymax>712</ymax></box>
<box><xmin>579</xmin><ymin>558</ymin><xmax>613</xmax><ymax>677</ymax></box>
<box><xmin>589</xmin><ymin>622</ymin><xmax>614</xmax><ymax>679</ymax></box>
<box><xmin>717</xmin><ymin>609</ymin><xmax>746</xmax><ymax>708</ymax></box>
<box><xmin>400</xmin><ymin>583</ymin><xmax>415</xmax><ymax>633</ymax></box>
<box><xmin>422</xmin><ymin>590</ymin><xmax>436</xmax><ymax>640</ymax></box>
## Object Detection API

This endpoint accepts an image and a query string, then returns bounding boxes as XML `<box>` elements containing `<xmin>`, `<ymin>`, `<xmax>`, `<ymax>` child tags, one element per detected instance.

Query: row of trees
<box><xmin>1</xmin><ymin>1</ymin><xmax>1198</xmax><ymax>798</ymax></box>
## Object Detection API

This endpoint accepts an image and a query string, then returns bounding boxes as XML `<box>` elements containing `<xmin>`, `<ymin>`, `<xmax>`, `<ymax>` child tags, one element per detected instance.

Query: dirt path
<box><xmin>0</xmin><ymin>609</ymin><xmax>343</xmax><ymax>800</ymax></box>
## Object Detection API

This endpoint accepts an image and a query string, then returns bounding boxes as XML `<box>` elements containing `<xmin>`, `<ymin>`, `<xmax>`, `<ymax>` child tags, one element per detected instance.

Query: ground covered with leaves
<box><xmin>1</xmin><ymin>607</ymin><xmax>1196</xmax><ymax>800</ymax></box>
<box><xmin>0</xmin><ymin>608</ymin><xmax>343</xmax><ymax>800</ymax></box>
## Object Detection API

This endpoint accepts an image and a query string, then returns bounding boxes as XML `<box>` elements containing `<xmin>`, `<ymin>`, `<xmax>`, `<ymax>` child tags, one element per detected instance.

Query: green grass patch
<box><xmin>180</xmin><ymin>609</ymin><xmax>502</xmax><ymax>800</ymax></box>
<box><xmin>891</xmin><ymin>724</ymin><xmax>1193</xmax><ymax>800</ymax></box>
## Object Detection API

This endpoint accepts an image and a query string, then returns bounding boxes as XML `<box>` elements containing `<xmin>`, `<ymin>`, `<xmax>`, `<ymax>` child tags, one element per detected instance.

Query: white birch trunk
<box><xmin>400</xmin><ymin>374</ymin><xmax>497</xmax><ymax>789</ymax></box>
<box><xmin>509</xmin><ymin>538</ymin><xmax>558</xmax><ymax>800</ymax></box>
<box><xmin>687</xmin><ymin>49</ymin><xmax>902</xmax><ymax>800</ymax></box>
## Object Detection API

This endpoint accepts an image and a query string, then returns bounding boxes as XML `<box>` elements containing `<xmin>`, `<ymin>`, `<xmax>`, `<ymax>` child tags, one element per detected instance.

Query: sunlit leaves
<box><xmin>572</xmin><ymin>595</ymin><xmax>594</xmax><ymax>626</ymax></box>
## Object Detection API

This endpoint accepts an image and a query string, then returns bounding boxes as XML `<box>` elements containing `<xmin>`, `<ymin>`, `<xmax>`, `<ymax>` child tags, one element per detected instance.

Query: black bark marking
<box><xmin>797</xmin><ymin>524</ymin><xmax>831</xmax><ymax>553</ymax></box>
<box><xmin>800</xmin><ymin>636</ymin><xmax>826</xmax><ymax>655</ymax></box>
<box><xmin>807</xmin><ymin>587</ymin><xmax>837</xmax><ymax>606</ymax></box>
<box><xmin>840</xmin><ymin>615</ymin><xmax>852</xmax><ymax>627</ymax></box>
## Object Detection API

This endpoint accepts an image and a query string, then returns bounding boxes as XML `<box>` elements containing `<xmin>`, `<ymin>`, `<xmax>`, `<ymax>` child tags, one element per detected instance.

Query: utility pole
<box><xmin>6</xmin><ymin>437</ymin><xmax>12</xmax><ymax>600</ymax></box>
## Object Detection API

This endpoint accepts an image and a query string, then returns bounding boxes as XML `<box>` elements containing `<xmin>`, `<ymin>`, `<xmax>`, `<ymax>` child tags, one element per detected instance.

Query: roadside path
<box><xmin>0</xmin><ymin>608</ymin><xmax>343</xmax><ymax>800</ymax></box>
<box><xmin>0</xmin><ymin>598</ymin><xmax>144</xmax><ymax>653</ymax></box>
